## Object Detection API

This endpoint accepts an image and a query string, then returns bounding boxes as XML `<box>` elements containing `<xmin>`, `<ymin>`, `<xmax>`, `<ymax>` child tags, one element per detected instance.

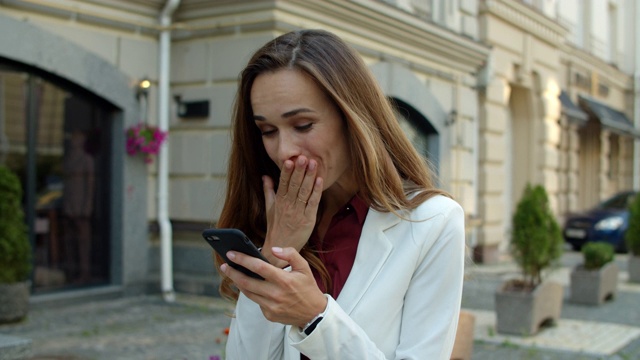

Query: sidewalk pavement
<box><xmin>463</xmin><ymin>251</ymin><xmax>640</xmax><ymax>360</ymax></box>
<box><xmin>1</xmin><ymin>251</ymin><xmax>639</xmax><ymax>360</ymax></box>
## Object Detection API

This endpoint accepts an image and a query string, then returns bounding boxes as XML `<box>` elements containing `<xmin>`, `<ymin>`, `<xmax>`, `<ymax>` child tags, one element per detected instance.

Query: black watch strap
<box><xmin>303</xmin><ymin>316</ymin><xmax>323</xmax><ymax>335</ymax></box>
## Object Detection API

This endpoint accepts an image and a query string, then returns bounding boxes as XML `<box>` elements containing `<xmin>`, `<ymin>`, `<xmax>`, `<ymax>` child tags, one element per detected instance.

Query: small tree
<box><xmin>510</xmin><ymin>184</ymin><xmax>563</xmax><ymax>289</ymax></box>
<box><xmin>582</xmin><ymin>242</ymin><xmax>614</xmax><ymax>270</ymax></box>
<box><xmin>0</xmin><ymin>165</ymin><xmax>31</xmax><ymax>283</ymax></box>
<box><xmin>625</xmin><ymin>193</ymin><xmax>640</xmax><ymax>256</ymax></box>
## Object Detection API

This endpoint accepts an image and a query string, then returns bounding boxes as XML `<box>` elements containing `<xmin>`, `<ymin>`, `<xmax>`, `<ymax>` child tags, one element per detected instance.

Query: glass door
<box><xmin>0</xmin><ymin>62</ymin><xmax>112</xmax><ymax>293</ymax></box>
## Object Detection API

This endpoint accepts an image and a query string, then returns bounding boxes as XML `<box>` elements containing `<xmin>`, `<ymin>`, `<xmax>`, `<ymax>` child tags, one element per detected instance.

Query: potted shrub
<box><xmin>626</xmin><ymin>192</ymin><xmax>640</xmax><ymax>283</ymax></box>
<box><xmin>0</xmin><ymin>165</ymin><xmax>32</xmax><ymax>323</ymax></box>
<box><xmin>495</xmin><ymin>184</ymin><xmax>564</xmax><ymax>336</ymax></box>
<box><xmin>570</xmin><ymin>242</ymin><xmax>618</xmax><ymax>305</ymax></box>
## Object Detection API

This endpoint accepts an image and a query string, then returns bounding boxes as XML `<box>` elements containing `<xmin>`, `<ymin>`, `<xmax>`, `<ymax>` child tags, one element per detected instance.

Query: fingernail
<box><xmin>272</xmin><ymin>247</ymin><xmax>283</xmax><ymax>253</ymax></box>
<box><xmin>227</xmin><ymin>251</ymin><xmax>236</xmax><ymax>260</ymax></box>
<box><xmin>308</xmin><ymin>161</ymin><xmax>316</xmax><ymax>171</ymax></box>
<box><xmin>220</xmin><ymin>264</ymin><xmax>228</xmax><ymax>272</ymax></box>
<box><xmin>298</xmin><ymin>157</ymin><xmax>305</xmax><ymax>166</ymax></box>
<box><xmin>284</xmin><ymin>161</ymin><xmax>293</xmax><ymax>169</ymax></box>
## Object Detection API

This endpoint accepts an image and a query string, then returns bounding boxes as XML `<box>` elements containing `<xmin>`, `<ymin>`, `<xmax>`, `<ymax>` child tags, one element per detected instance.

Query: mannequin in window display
<box><xmin>62</xmin><ymin>130</ymin><xmax>95</xmax><ymax>283</ymax></box>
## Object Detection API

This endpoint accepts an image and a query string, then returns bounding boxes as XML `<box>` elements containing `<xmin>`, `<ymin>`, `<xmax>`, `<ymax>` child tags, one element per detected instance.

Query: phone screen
<box><xmin>202</xmin><ymin>228</ymin><xmax>269</xmax><ymax>280</ymax></box>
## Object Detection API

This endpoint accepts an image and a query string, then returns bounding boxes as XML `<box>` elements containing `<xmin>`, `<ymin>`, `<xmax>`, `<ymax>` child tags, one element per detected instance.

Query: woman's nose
<box><xmin>276</xmin><ymin>133</ymin><xmax>301</xmax><ymax>166</ymax></box>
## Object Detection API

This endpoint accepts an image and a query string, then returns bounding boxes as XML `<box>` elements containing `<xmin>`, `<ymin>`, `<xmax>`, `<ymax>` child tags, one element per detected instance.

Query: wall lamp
<box><xmin>136</xmin><ymin>77</ymin><xmax>151</xmax><ymax>122</ymax></box>
<box><xmin>137</xmin><ymin>77</ymin><xmax>151</xmax><ymax>100</ymax></box>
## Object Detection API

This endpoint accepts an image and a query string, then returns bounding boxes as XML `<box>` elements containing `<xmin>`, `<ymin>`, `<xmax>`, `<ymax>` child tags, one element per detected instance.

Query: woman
<box><xmin>216</xmin><ymin>29</ymin><xmax>465</xmax><ymax>359</ymax></box>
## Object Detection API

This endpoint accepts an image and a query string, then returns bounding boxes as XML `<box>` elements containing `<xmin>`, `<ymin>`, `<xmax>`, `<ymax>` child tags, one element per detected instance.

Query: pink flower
<box><xmin>125</xmin><ymin>123</ymin><xmax>168</xmax><ymax>164</ymax></box>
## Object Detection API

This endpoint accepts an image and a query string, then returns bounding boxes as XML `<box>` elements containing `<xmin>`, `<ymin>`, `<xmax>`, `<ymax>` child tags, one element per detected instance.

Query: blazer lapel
<box><xmin>336</xmin><ymin>208</ymin><xmax>400</xmax><ymax>314</ymax></box>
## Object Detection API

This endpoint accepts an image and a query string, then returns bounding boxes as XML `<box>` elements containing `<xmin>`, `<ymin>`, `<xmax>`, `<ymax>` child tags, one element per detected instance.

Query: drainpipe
<box><xmin>635</xmin><ymin>0</ymin><xmax>640</xmax><ymax>191</ymax></box>
<box><xmin>158</xmin><ymin>0</ymin><xmax>180</xmax><ymax>302</ymax></box>
<box><xmin>635</xmin><ymin>72</ymin><xmax>640</xmax><ymax>191</ymax></box>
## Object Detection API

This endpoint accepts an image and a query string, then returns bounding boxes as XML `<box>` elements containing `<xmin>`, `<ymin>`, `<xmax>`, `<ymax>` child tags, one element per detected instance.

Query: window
<box><xmin>0</xmin><ymin>60</ymin><xmax>113</xmax><ymax>293</ymax></box>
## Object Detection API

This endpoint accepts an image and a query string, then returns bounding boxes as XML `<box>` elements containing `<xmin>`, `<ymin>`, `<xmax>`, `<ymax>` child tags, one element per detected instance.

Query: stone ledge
<box><xmin>468</xmin><ymin>309</ymin><xmax>640</xmax><ymax>356</ymax></box>
<box><xmin>0</xmin><ymin>334</ymin><xmax>31</xmax><ymax>360</ymax></box>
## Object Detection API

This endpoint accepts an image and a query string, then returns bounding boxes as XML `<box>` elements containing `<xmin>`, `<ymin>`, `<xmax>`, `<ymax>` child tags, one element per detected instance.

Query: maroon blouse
<box><xmin>309</xmin><ymin>195</ymin><xmax>369</xmax><ymax>299</ymax></box>
<box><xmin>301</xmin><ymin>195</ymin><xmax>369</xmax><ymax>360</ymax></box>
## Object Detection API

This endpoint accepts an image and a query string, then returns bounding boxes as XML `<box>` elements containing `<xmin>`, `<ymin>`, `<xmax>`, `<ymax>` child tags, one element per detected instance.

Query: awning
<box><xmin>559</xmin><ymin>91</ymin><xmax>588</xmax><ymax>124</ymax></box>
<box><xmin>579</xmin><ymin>95</ymin><xmax>640</xmax><ymax>138</ymax></box>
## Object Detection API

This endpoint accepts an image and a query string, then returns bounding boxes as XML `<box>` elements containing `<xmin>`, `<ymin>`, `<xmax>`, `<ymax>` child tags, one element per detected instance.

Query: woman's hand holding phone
<box><xmin>218</xmin><ymin>156</ymin><xmax>326</xmax><ymax>328</ymax></box>
<box><xmin>220</xmin><ymin>246</ymin><xmax>328</xmax><ymax>328</ymax></box>
<box><xmin>202</xmin><ymin>228</ymin><xmax>268</xmax><ymax>280</ymax></box>
<box><xmin>262</xmin><ymin>156</ymin><xmax>323</xmax><ymax>268</ymax></box>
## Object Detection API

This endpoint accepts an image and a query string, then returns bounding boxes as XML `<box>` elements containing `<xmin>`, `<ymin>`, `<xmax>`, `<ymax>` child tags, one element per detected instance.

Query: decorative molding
<box><xmin>176</xmin><ymin>0</ymin><xmax>491</xmax><ymax>75</ymax></box>
<box><xmin>480</xmin><ymin>0</ymin><xmax>568</xmax><ymax>46</ymax></box>
<box><xmin>561</xmin><ymin>45</ymin><xmax>632</xmax><ymax>91</ymax></box>
<box><xmin>4</xmin><ymin>0</ymin><xmax>490</xmax><ymax>76</ymax></box>
<box><xmin>279</xmin><ymin>0</ymin><xmax>490</xmax><ymax>74</ymax></box>
<box><xmin>2</xmin><ymin>0</ymin><xmax>160</xmax><ymax>33</ymax></box>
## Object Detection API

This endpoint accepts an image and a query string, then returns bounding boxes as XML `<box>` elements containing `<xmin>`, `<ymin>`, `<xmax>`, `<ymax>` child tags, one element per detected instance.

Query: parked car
<box><xmin>563</xmin><ymin>191</ymin><xmax>638</xmax><ymax>252</ymax></box>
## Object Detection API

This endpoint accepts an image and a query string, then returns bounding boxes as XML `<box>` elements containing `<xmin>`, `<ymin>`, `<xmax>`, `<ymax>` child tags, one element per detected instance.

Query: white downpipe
<box><xmin>635</xmin><ymin>71</ymin><xmax>640</xmax><ymax>191</ymax></box>
<box><xmin>635</xmin><ymin>1</ymin><xmax>640</xmax><ymax>191</ymax></box>
<box><xmin>158</xmin><ymin>0</ymin><xmax>180</xmax><ymax>303</ymax></box>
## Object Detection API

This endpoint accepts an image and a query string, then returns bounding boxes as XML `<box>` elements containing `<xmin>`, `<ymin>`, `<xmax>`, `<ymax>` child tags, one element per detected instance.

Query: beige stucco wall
<box><xmin>167</xmin><ymin>32</ymin><xmax>277</xmax><ymax>222</ymax></box>
<box><xmin>158</xmin><ymin>0</ymin><xmax>489</xmax><ymax>225</ymax></box>
<box><xmin>475</xmin><ymin>0</ymin><xmax>637</xmax><ymax>260</ymax></box>
<box><xmin>1</xmin><ymin>1</ymin><xmax>488</xmax><ymax>227</ymax></box>
<box><xmin>477</xmin><ymin>0</ymin><xmax>567</xmax><ymax>258</ymax></box>
<box><xmin>166</xmin><ymin>31</ymin><xmax>483</xmax><ymax>224</ymax></box>
<box><xmin>0</xmin><ymin>7</ymin><xmax>159</xmax><ymax>79</ymax></box>
<box><xmin>4</xmin><ymin>0</ymin><xmax>636</xmax><ymax>265</ymax></box>
<box><xmin>0</xmin><ymin>5</ymin><xmax>165</xmax><ymax>223</ymax></box>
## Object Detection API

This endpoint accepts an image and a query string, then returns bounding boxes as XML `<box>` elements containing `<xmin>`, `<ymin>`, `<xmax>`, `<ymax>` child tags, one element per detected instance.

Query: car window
<box><xmin>598</xmin><ymin>193</ymin><xmax>636</xmax><ymax>210</ymax></box>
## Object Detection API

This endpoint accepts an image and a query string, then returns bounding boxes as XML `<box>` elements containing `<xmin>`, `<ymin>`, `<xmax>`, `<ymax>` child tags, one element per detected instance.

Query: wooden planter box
<box><xmin>570</xmin><ymin>262</ymin><xmax>618</xmax><ymax>305</ymax></box>
<box><xmin>0</xmin><ymin>281</ymin><xmax>30</xmax><ymax>324</ymax></box>
<box><xmin>629</xmin><ymin>255</ymin><xmax>640</xmax><ymax>284</ymax></box>
<box><xmin>451</xmin><ymin>311</ymin><xmax>475</xmax><ymax>360</ymax></box>
<box><xmin>495</xmin><ymin>281</ymin><xmax>563</xmax><ymax>336</ymax></box>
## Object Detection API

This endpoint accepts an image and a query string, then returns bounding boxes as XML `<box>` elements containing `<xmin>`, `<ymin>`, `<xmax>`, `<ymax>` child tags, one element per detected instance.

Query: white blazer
<box><xmin>226</xmin><ymin>195</ymin><xmax>466</xmax><ymax>360</ymax></box>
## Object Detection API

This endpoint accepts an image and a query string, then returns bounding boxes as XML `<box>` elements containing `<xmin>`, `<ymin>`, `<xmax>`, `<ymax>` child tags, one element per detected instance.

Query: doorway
<box><xmin>0</xmin><ymin>61</ymin><xmax>112</xmax><ymax>293</ymax></box>
<box><xmin>578</xmin><ymin>118</ymin><xmax>601</xmax><ymax>209</ymax></box>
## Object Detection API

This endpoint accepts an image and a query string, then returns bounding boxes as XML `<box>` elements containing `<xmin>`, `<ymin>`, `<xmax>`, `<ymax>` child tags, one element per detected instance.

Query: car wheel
<box><xmin>571</xmin><ymin>243</ymin><xmax>582</xmax><ymax>252</ymax></box>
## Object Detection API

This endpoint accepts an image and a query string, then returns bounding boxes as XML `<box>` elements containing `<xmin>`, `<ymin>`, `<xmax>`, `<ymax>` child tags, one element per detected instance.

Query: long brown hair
<box><xmin>216</xmin><ymin>29</ymin><xmax>449</xmax><ymax>301</ymax></box>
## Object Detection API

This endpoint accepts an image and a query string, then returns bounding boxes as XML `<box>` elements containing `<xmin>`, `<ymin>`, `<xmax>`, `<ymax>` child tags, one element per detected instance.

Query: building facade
<box><xmin>473</xmin><ymin>0</ymin><xmax>640</xmax><ymax>261</ymax></box>
<box><xmin>0</xmin><ymin>0</ymin><xmax>637</xmax><ymax>298</ymax></box>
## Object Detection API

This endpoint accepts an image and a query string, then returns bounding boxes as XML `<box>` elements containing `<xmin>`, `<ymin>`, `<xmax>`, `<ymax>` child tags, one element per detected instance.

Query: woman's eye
<box><xmin>295</xmin><ymin>123</ymin><xmax>313</xmax><ymax>132</ymax></box>
<box><xmin>260</xmin><ymin>129</ymin><xmax>276</xmax><ymax>136</ymax></box>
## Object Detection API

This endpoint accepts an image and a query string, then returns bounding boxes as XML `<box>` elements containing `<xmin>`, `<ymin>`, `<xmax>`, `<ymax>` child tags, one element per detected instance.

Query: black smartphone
<box><xmin>202</xmin><ymin>228</ymin><xmax>269</xmax><ymax>280</ymax></box>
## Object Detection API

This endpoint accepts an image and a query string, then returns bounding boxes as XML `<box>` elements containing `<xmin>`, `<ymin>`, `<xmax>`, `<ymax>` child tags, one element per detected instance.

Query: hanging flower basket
<box><xmin>125</xmin><ymin>123</ymin><xmax>168</xmax><ymax>164</ymax></box>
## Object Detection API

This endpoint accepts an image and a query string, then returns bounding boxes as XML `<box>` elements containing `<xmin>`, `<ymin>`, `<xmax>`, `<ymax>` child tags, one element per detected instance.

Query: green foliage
<box><xmin>582</xmin><ymin>242</ymin><xmax>614</xmax><ymax>270</ymax></box>
<box><xmin>625</xmin><ymin>193</ymin><xmax>640</xmax><ymax>255</ymax></box>
<box><xmin>0</xmin><ymin>165</ymin><xmax>31</xmax><ymax>283</ymax></box>
<box><xmin>510</xmin><ymin>184</ymin><xmax>563</xmax><ymax>288</ymax></box>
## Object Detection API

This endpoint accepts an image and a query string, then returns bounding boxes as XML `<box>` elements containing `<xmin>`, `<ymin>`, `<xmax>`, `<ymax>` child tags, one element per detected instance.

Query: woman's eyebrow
<box><xmin>281</xmin><ymin>108</ymin><xmax>314</xmax><ymax>118</ymax></box>
<box><xmin>253</xmin><ymin>108</ymin><xmax>315</xmax><ymax>121</ymax></box>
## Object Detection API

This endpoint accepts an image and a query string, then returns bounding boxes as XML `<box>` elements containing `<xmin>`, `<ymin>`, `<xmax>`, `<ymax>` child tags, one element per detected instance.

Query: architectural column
<box><xmin>537</xmin><ymin>74</ymin><xmax>562</xmax><ymax>214</ymax></box>
<box><xmin>619</xmin><ymin>137</ymin><xmax>634</xmax><ymax>190</ymax></box>
<box><xmin>557</xmin><ymin>116</ymin><xmax>570</xmax><ymax>216</ymax></box>
<box><xmin>475</xmin><ymin>76</ymin><xmax>510</xmax><ymax>263</ymax></box>
<box><xmin>599</xmin><ymin>129</ymin><xmax>611</xmax><ymax>199</ymax></box>
<box><xmin>609</xmin><ymin>134</ymin><xmax>620</xmax><ymax>193</ymax></box>
<box><xmin>567</xmin><ymin>122</ymin><xmax>581</xmax><ymax>212</ymax></box>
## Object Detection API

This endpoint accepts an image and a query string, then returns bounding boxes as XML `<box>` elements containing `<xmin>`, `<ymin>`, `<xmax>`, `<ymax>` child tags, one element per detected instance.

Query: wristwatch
<box><xmin>302</xmin><ymin>296</ymin><xmax>329</xmax><ymax>336</ymax></box>
<box><xmin>303</xmin><ymin>314</ymin><xmax>323</xmax><ymax>335</ymax></box>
